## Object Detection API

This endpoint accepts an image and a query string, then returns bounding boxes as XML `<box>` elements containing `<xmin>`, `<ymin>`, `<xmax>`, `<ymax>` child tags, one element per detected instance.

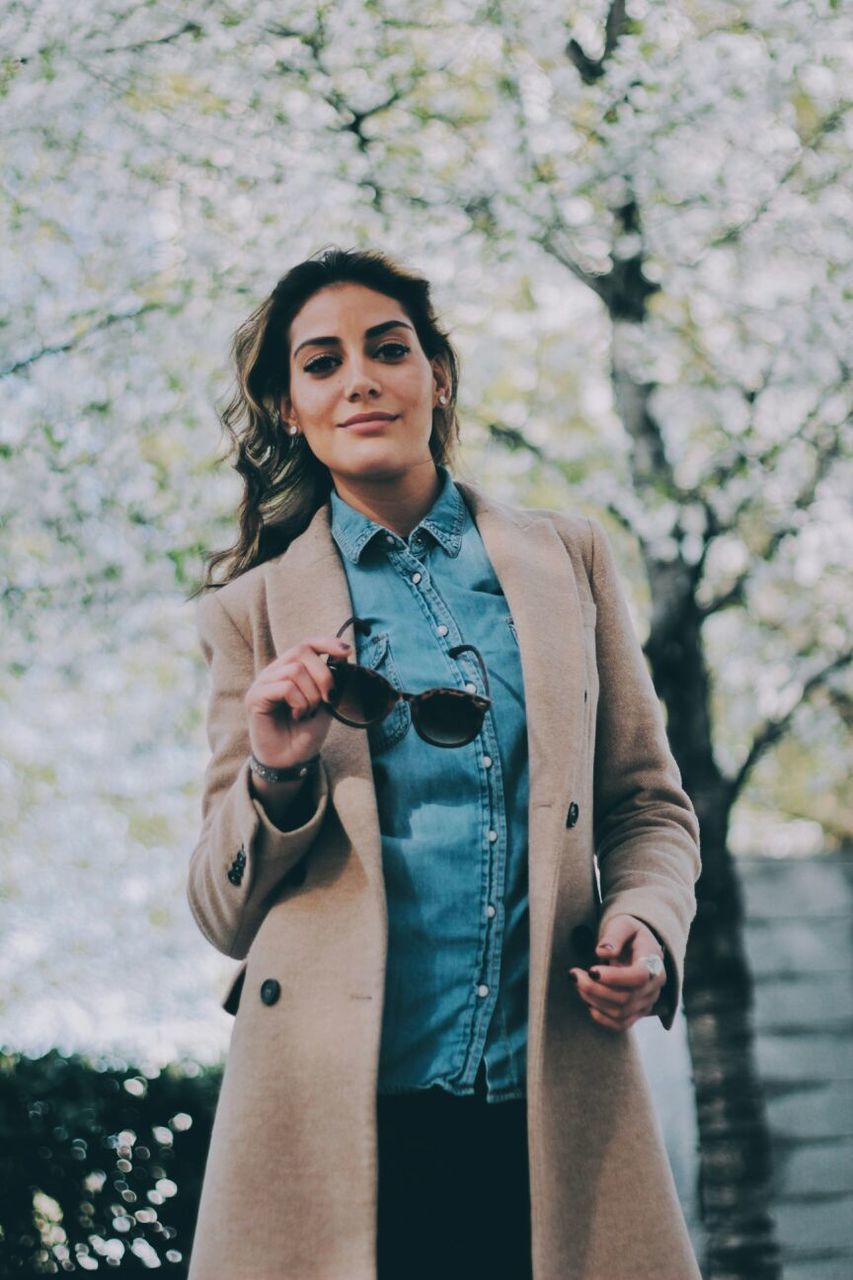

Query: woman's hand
<box><xmin>245</xmin><ymin>635</ymin><xmax>353</xmax><ymax>768</ymax></box>
<box><xmin>569</xmin><ymin>914</ymin><xmax>667</xmax><ymax>1032</ymax></box>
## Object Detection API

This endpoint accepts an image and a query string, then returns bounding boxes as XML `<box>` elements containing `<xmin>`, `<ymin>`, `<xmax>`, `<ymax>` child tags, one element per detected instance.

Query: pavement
<box><xmin>637</xmin><ymin>852</ymin><xmax>853</xmax><ymax>1280</ymax></box>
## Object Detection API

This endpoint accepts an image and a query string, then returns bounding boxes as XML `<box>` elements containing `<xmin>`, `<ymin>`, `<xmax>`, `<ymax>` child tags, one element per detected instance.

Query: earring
<box><xmin>287</xmin><ymin>423</ymin><xmax>299</xmax><ymax>437</ymax></box>
<box><xmin>438</xmin><ymin>392</ymin><xmax>449</xmax><ymax>407</ymax></box>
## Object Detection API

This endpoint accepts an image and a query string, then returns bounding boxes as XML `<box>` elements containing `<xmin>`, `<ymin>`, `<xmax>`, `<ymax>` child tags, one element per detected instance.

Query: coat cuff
<box><xmin>599</xmin><ymin>895</ymin><xmax>685</xmax><ymax>1031</ymax></box>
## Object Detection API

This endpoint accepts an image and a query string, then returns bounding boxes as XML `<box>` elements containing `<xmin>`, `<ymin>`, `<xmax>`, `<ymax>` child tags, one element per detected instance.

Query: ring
<box><xmin>641</xmin><ymin>953</ymin><xmax>664</xmax><ymax>978</ymax></box>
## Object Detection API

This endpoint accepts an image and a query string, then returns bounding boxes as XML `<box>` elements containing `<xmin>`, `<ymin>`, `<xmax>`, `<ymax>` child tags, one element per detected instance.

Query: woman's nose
<box><xmin>344</xmin><ymin>359</ymin><xmax>381</xmax><ymax>400</ymax></box>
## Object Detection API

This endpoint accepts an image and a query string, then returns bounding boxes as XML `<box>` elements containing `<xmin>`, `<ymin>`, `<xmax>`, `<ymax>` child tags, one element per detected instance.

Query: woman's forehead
<box><xmin>289</xmin><ymin>283</ymin><xmax>410</xmax><ymax>347</ymax></box>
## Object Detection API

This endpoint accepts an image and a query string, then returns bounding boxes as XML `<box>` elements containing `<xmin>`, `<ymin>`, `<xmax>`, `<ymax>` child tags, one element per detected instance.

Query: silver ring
<box><xmin>641</xmin><ymin>953</ymin><xmax>664</xmax><ymax>978</ymax></box>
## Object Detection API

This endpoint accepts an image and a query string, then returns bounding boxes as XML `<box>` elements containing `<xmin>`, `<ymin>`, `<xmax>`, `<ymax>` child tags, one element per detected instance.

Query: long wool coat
<box><xmin>186</xmin><ymin>479</ymin><xmax>702</xmax><ymax>1280</ymax></box>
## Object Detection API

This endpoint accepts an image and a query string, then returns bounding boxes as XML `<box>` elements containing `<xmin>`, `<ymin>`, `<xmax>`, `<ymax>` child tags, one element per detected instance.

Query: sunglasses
<box><xmin>325</xmin><ymin>617</ymin><xmax>492</xmax><ymax>748</ymax></box>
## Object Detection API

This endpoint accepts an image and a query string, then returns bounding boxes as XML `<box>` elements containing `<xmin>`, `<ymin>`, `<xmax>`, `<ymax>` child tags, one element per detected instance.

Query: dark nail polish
<box><xmin>590</xmin><ymin>969</ymin><xmax>601</xmax><ymax>981</ymax></box>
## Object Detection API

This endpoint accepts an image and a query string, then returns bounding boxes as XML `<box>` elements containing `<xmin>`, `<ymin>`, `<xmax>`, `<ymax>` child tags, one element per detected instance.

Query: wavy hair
<box><xmin>195</xmin><ymin>247</ymin><xmax>461</xmax><ymax>593</ymax></box>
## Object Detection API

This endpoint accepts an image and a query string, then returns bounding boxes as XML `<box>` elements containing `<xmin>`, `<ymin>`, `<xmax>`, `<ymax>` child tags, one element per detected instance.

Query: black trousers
<box><xmin>376</xmin><ymin>1064</ymin><xmax>533</xmax><ymax>1280</ymax></box>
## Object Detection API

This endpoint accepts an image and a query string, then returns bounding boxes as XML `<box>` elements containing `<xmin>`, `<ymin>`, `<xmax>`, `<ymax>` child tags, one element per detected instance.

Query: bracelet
<box><xmin>248</xmin><ymin>753</ymin><xmax>320</xmax><ymax>784</ymax></box>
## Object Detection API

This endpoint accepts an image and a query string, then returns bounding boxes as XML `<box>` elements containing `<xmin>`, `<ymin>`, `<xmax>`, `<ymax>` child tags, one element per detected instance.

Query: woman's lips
<box><xmin>338</xmin><ymin>413</ymin><xmax>399</xmax><ymax>432</ymax></box>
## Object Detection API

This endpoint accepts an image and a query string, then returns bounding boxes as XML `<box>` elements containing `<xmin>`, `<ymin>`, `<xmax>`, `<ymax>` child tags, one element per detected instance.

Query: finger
<box><xmin>595</xmin><ymin>914</ymin><xmax>638</xmax><ymax>961</ymax></box>
<box><xmin>576</xmin><ymin>979</ymin><xmax>656</xmax><ymax>1022</ymax></box>
<box><xmin>255</xmin><ymin>638</ymin><xmax>353</xmax><ymax>687</ymax></box>
<box><xmin>587</xmin><ymin>1005</ymin><xmax>640</xmax><ymax>1033</ymax></box>
<box><xmin>587</xmin><ymin>963</ymin><xmax>657</xmax><ymax>992</ymax></box>
<box><xmin>298</xmin><ymin>645</ymin><xmax>339</xmax><ymax>703</ymax></box>
<box><xmin>570</xmin><ymin>970</ymin><xmax>632</xmax><ymax>1014</ymax></box>
<box><xmin>288</xmin><ymin>636</ymin><xmax>353</xmax><ymax>664</ymax></box>
<box><xmin>254</xmin><ymin>660</ymin><xmax>327</xmax><ymax>711</ymax></box>
<box><xmin>277</xmin><ymin>664</ymin><xmax>329</xmax><ymax>719</ymax></box>
<box><xmin>248</xmin><ymin>676</ymin><xmax>311</xmax><ymax>718</ymax></box>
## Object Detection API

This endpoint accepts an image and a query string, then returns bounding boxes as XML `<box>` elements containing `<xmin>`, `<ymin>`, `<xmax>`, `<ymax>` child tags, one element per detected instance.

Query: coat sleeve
<box><xmin>586</xmin><ymin>518</ymin><xmax>701</xmax><ymax>1028</ymax></box>
<box><xmin>186</xmin><ymin>590</ymin><xmax>329</xmax><ymax>959</ymax></box>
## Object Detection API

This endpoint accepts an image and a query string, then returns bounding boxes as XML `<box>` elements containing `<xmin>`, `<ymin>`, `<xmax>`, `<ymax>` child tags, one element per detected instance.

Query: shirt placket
<box><xmin>393</xmin><ymin>532</ymin><xmax>508</xmax><ymax>1091</ymax></box>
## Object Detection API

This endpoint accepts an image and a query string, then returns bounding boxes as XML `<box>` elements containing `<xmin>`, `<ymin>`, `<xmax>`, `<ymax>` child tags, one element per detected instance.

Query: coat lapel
<box><xmin>455</xmin><ymin>481</ymin><xmax>590</xmax><ymax>987</ymax></box>
<box><xmin>261</xmin><ymin>505</ymin><xmax>384</xmax><ymax>899</ymax></box>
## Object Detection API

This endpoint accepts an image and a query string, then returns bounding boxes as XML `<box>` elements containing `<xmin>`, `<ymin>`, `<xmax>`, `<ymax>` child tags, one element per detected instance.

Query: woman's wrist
<box><xmin>248</xmin><ymin>755</ymin><xmax>320</xmax><ymax>833</ymax></box>
<box><xmin>248</xmin><ymin>752</ymin><xmax>320</xmax><ymax>784</ymax></box>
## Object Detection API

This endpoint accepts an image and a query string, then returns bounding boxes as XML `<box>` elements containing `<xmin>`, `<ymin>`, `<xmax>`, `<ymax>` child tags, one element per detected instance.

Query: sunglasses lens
<box><xmin>332</xmin><ymin>664</ymin><xmax>397</xmax><ymax>726</ymax></box>
<box><xmin>414</xmin><ymin>691</ymin><xmax>484</xmax><ymax>746</ymax></box>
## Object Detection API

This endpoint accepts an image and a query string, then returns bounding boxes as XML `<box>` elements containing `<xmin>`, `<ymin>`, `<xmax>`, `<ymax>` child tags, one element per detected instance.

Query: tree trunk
<box><xmin>646</xmin><ymin>589</ymin><xmax>782</xmax><ymax>1278</ymax></box>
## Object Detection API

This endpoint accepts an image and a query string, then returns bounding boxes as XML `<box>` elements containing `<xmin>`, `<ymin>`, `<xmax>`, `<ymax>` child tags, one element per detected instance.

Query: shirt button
<box><xmin>488</xmin><ymin>829</ymin><xmax>498</xmax><ymax>843</ymax></box>
<box><xmin>437</xmin><ymin>624</ymin><xmax>449</xmax><ymax>637</ymax></box>
<box><xmin>483</xmin><ymin>755</ymin><xmax>493</xmax><ymax>769</ymax></box>
<box><xmin>485</xmin><ymin>904</ymin><xmax>496</xmax><ymax>919</ymax></box>
<box><xmin>477</xmin><ymin>984</ymin><xmax>490</xmax><ymax>998</ymax></box>
<box><xmin>412</xmin><ymin>572</ymin><xmax>422</xmax><ymax>584</ymax></box>
<box><xmin>464</xmin><ymin>682</ymin><xmax>477</xmax><ymax>693</ymax></box>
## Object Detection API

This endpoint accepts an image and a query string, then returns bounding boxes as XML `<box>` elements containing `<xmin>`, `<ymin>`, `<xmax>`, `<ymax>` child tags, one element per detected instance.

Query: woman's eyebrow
<box><xmin>293</xmin><ymin>319</ymin><xmax>413</xmax><ymax>358</ymax></box>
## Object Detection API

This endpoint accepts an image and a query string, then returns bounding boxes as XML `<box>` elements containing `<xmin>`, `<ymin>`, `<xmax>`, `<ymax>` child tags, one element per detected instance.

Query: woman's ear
<box><xmin>431</xmin><ymin>361</ymin><xmax>451</xmax><ymax>407</ymax></box>
<box><xmin>280</xmin><ymin>395</ymin><xmax>299</xmax><ymax>431</ymax></box>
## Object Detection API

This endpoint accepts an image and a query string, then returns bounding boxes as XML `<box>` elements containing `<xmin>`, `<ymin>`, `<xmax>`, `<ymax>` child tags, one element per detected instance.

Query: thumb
<box><xmin>595</xmin><ymin>914</ymin><xmax>637</xmax><ymax>961</ymax></box>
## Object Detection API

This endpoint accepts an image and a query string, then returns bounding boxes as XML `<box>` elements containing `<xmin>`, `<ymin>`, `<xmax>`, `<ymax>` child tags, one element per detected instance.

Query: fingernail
<box><xmin>569</xmin><ymin>971</ymin><xmax>579</xmax><ymax>985</ymax></box>
<box><xmin>590</xmin><ymin>969</ymin><xmax>602</xmax><ymax>981</ymax></box>
<box><xmin>598</xmin><ymin>943</ymin><xmax>615</xmax><ymax>953</ymax></box>
<box><xmin>341</xmin><ymin>641</ymin><xmax>352</xmax><ymax>650</ymax></box>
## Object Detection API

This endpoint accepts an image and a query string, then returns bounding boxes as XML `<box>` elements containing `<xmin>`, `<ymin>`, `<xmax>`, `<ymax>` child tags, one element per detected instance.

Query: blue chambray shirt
<box><xmin>329</xmin><ymin>467</ymin><xmax>530</xmax><ymax>1101</ymax></box>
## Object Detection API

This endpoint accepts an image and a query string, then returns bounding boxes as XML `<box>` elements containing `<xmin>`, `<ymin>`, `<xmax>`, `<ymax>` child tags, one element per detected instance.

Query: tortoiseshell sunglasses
<box><xmin>325</xmin><ymin>616</ymin><xmax>491</xmax><ymax>748</ymax></box>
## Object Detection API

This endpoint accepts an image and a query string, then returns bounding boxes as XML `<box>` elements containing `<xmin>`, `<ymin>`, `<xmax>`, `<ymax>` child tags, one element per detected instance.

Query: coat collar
<box><xmin>261</xmin><ymin>477</ymin><xmax>588</xmax><ymax>899</ymax></box>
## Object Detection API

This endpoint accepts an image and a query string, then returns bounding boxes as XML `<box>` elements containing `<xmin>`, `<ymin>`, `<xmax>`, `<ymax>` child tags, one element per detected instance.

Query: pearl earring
<box><xmin>287</xmin><ymin>424</ymin><xmax>299</xmax><ymax>436</ymax></box>
<box><xmin>438</xmin><ymin>392</ymin><xmax>449</xmax><ymax>407</ymax></box>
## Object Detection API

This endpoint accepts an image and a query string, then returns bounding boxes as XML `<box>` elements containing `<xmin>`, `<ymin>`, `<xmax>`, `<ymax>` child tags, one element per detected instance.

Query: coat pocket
<box><xmin>361</xmin><ymin>631</ymin><xmax>409</xmax><ymax>753</ymax></box>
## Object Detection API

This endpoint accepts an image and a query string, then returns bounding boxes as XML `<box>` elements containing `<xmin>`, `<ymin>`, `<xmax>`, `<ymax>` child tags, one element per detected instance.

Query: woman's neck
<box><xmin>332</xmin><ymin>460</ymin><xmax>442</xmax><ymax>539</ymax></box>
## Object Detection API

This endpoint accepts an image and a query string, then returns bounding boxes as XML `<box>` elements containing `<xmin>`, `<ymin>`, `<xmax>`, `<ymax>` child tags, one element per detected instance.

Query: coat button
<box><xmin>566</xmin><ymin>802</ymin><xmax>580</xmax><ymax>829</ymax></box>
<box><xmin>227</xmin><ymin>869</ymin><xmax>242</xmax><ymax>885</ymax></box>
<box><xmin>260</xmin><ymin>979</ymin><xmax>281</xmax><ymax>1006</ymax></box>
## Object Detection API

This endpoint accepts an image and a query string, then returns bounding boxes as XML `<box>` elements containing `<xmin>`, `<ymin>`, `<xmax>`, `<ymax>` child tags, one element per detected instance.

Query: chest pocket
<box><xmin>361</xmin><ymin>631</ymin><xmax>410</xmax><ymax>754</ymax></box>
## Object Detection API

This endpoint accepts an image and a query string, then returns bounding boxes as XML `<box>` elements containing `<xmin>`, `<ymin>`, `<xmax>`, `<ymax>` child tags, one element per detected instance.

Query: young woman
<box><xmin>186</xmin><ymin>248</ymin><xmax>701</xmax><ymax>1280</ymax></box>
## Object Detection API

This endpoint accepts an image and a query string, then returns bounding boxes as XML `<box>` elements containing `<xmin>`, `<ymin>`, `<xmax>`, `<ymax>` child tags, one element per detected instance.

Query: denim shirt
<box><xmin>329</xmin><ymin>468</ymin><xmax>530</xmax><ymax>1101</ymax></box>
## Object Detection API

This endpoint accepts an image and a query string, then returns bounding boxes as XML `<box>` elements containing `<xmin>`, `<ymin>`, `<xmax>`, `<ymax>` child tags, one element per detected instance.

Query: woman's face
<box><xmin>283</xmin><ymin>283</ymin><xmax>445</xmax><ymax>490</ymax></box>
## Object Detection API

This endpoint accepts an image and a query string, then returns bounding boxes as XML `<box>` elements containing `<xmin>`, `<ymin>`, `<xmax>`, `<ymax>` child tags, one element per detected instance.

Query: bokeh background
<box><xmin>1</xmin><ymin>1</ymin><xmax>851</xmax><ymax>1276</ymax></box>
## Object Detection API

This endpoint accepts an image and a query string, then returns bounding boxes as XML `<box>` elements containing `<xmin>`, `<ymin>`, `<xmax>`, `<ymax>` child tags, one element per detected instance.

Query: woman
<box><xmin>186</xmin><ymin>248</ymin><xmax>702</xmax><ymax>1280</ymax></box>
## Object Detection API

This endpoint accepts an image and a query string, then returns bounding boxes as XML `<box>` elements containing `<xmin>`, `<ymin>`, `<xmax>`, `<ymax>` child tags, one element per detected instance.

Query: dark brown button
<box><xmin>260</xmin><ymin>979</ymin><xmax>281</xmax><ymax>1006</ymax></box>
<box><xmin>227</xmin><ymin>869</ymin><xmax>242</xmax><ymax>886</ymax></box>
<box><xmin>566</xmin><ymin>802</ymin><xmax>580</xmax><ymax>829</ymax></box>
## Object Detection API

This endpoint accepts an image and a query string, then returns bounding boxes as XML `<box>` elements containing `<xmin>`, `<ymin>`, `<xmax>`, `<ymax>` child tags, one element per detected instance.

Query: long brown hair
<box><xmin>195</xmin><ymin>247</ymin><xmax>462</xmax><ymax>593</ymax></box>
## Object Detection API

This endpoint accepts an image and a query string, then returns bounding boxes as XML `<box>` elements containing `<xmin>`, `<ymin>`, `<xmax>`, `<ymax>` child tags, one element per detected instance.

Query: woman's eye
<box><xmin>303</xmin><ymin>354</ymin><xmax>340</xmax><ymax>374</ymax></box>
<box><xmin>374</xmin><ymin>341</ymin><xmax>410</xmax><ymax>360</ymax></box>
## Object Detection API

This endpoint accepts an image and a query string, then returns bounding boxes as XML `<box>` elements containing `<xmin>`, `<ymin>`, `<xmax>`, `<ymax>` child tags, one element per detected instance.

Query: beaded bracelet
<box><xmin>248</xmin><ymin>753</ymin><xmax>320</xmax><ymax>784</ymax></box>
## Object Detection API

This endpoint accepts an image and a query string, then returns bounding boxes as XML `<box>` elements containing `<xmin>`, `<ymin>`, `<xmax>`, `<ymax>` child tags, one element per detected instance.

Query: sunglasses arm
<box><xmin>448</xmin><ymin>643</ymin><xmax>491</xmax><ymax>701</ymax></box>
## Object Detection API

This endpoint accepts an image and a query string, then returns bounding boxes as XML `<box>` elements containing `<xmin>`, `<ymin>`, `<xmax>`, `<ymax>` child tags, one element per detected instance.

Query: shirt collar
<box><xmin>330</xmin><ymin>465</ymin><xmax>465</xmax><ymax>564</ymax></box>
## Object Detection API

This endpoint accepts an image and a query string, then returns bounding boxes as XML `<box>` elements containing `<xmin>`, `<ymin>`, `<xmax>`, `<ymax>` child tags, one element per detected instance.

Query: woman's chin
<box><xmin>330</xmin><ymin>447</ymin><xmax>431</xmax><ymax>485</ymax></box>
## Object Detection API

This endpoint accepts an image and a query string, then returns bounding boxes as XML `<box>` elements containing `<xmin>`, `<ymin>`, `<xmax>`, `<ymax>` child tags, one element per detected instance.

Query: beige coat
<box><xmin>186</xmin><ymin>480</ymin><xmax>702</xmax><ymax>1280</ymax></box>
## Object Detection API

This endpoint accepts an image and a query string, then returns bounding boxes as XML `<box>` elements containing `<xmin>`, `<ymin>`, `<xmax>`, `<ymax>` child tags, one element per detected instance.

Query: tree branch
<box><xmin>700</xmin><ymin>416</ymin><xmax>847</xmax><ymax>616</ymax></box>
<box><xmin>1</xmin><ymin>303</ymin><xmax>163</xmax><ymax>378</ymax></box>
<box><xmin>711</xmin><ymin>103</ymin><xmax>849</xmax><ymax>248</ymax></box>
<box><xmin>101</xmin><ymin>22</ymin><xmax>203</xmax><ymax>56</ymax></box>
<box><xmin>566</xmin><ymin>1</ymin><xmax>627</xmax><ymax>84</ymax></box>
<box><xmin>729</xmin><ymin>649</ymin><xmax>853</xmax><ymax>801</ymax></box>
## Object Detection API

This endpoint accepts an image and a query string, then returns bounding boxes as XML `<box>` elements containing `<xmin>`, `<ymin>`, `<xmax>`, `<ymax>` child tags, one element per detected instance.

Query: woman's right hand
<box><xmin>244</xmin><ymin>635</ymin><xmax>353</xmax><ymax>768</ymax></box>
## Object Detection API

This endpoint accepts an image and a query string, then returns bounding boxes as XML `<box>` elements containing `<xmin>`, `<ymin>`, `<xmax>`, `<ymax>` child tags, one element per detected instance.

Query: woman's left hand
<box><xmin>569</xmin><ymin>914</ymin><xmax>667</xmax><ymax>1032</ymax></box>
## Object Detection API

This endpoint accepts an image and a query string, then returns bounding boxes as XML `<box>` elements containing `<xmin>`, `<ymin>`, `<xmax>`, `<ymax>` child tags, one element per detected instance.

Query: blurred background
<box><xmin>1</xmin><ymin>1</ymin><xmax>851</xmax><ymax>1276</ymax></box>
